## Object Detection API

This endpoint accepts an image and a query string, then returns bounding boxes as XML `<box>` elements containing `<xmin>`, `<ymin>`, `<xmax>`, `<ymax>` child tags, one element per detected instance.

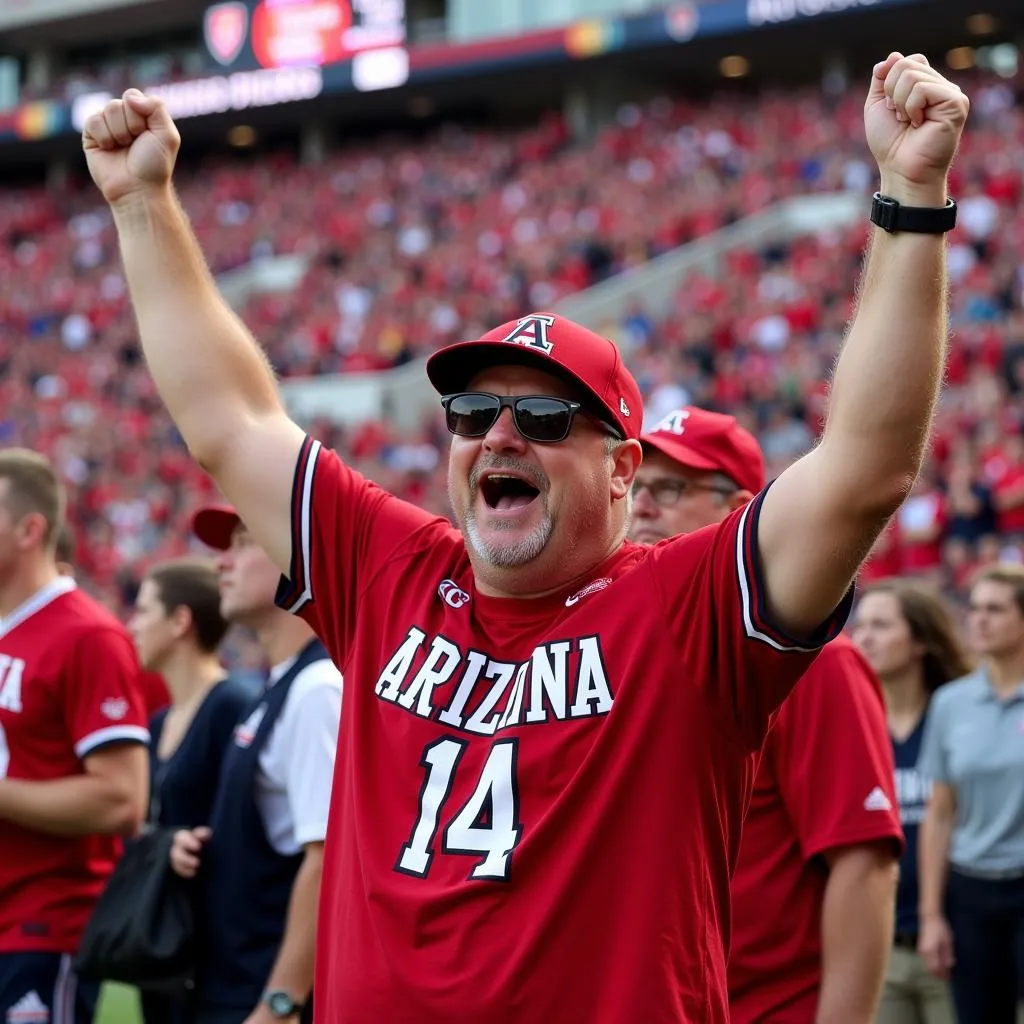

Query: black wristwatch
<box><xmin>870</xmin><ymin>192</ymin><xmax>958</xmax><ymax>234</ymax></box>
<box><xmin>262</xmin><ymin>990</ymin><xmax>301</xmax><ymax>1019</ymax></box>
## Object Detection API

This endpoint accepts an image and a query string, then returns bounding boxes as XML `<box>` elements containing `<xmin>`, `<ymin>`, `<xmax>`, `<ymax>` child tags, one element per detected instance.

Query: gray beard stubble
<box><xmin>462</xmin><ymin>456</ymin><xmax>553</xmax><ymax>568</ymax></box>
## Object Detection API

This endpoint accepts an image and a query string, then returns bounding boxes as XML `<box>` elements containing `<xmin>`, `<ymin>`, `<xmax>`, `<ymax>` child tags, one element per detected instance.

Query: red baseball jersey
<box><xmin>276</xmin><ymin>437</ymin><xmax>850</xmax><ymax>1024</ymax></box>
<box><xmin>0</xmin><ymin>577</ymin><xmax>149</xmax><ymax>953</ymax></box>
<box><xmin>728</xmin><ymin>635</ymin><xmax>904</xmax><ymax>1023</ymax></box>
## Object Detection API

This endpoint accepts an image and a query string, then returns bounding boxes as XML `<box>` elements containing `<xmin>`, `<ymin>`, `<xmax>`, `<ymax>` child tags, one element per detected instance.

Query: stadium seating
<box><xmin>1</xmin><ymin>66</ymin><xmax>1019</xmax><ymax>622</ymax></box>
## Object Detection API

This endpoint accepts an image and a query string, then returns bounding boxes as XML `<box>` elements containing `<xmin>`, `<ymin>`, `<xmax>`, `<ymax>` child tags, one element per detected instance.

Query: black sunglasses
<box><xmin>441</xmin><ymin>392</ymin><xmax>622</xmax><ymax>445</ymax></box>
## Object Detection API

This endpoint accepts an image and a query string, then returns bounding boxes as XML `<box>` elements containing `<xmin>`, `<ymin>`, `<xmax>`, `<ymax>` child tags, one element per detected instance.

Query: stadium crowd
<box><xmin>0</xmin><ymin>65</ymin><xmax>1020</xmax><ymax>628</ymax></box>
<box><xmin>4</xmin><ymin>48</ymin><xmax>1024</xmax><ymax>1024</ymax></box>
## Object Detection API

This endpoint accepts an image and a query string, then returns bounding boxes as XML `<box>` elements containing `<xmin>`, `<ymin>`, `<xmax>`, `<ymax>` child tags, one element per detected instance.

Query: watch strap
<box><xmin>870</xmin><ymin>192</ymin><xmax>957</xmax><ymax>234</ymax></box>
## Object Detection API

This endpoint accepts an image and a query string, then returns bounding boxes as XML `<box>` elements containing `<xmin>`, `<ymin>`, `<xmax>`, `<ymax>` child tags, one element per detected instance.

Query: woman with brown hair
<box><xmin>852</xmin><ymin>578</ymin><xmax>971</xmax><ymax>1024</ymax></box>
<box><xmin>127</xmin><ymin>557</ymin><xmax>252</xmax><ymax>1024</ymax></box>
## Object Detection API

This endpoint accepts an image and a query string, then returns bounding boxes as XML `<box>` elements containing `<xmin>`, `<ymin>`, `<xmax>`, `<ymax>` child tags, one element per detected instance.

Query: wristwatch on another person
<box><xmin>262</xmin><ymin>989</ymin><xmax>303</xmax><ymax>1019</ymax></box>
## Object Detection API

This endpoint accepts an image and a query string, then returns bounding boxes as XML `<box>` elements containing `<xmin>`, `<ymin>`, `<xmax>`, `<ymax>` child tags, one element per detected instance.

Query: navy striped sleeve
<box><xmin>275</xmin><ymin>434</ymin><xmax>321</xmax><ymax>617</ymax></box>
<box><xmin>735</xmin><ymin>487</ymin><xmax>853</xmax><ymax>653</ymax></box>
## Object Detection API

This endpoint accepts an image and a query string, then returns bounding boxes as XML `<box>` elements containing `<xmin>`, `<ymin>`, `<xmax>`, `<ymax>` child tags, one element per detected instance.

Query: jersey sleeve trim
<box><xmin>75</xmin><ymin>725</ymin><xmax>150</xmax><ymax>759</ymax></box>
<box><xmin>737</xmin><ymin>487</ymin><xmax>853</xmax><ymax>652</ymax></box>
<box><xmin>276</xmin><ymin>434</ymin><xmax>321</xmax><ymax>616</ymax></box>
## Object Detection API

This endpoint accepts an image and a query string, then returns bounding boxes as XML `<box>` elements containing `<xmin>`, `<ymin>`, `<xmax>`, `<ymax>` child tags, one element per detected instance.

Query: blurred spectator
<box><xmin>853</xmin><ymin>579</ymin><xmax>970</xmax><ymax>1024</ymax></box>
<box><xmin>991</xmin><ymin>434</ymin><xmax>1024</xmax><ymax>541</ymax></box>
<box><xmin>628</xmin><ymin>410</ymin><xmax>902</xmax><ymax>1024</ymax></box>
<box><xmin>944</xmin><ymin>456</ymin><xmax>996</xmax><ymax>548</ymax></box>
<box><xmin>0</xmin><ymin>66</ymin><xmax>1020</xmax><ymax>626</ymax></box>
<box><xmin>862</xmin><ymin>519</ymin><xmax>905</xmax><ymax>585</ymax></box>
<box><xmin>169</xmin><ymin>507</ymin><xmax>340</xmax><ymax>1024</ymax></box>
<box><xmin>0</xmin><ymin>449</ymin><xmax>149</xmax><ymax>1024</ymax></box>
<box><xmin>127</xmin><ymin>557</ymin><xmax>252</xmax><ymax>1024</ymax></box>
<box><xmin>918</xmin><ymin>564</ymin><xmax>1024</xmax><ymax>1023</ymax></box>
<box><xmin>896</xmin><ymin>469</ymin><xmax>947</xmax><ymax>583</ymax></box>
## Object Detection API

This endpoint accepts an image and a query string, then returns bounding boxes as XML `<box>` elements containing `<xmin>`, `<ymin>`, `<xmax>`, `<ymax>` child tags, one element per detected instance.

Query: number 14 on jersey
<box><xmin>397</xmin><ymin>737</ymin><xmax>523</xmax><ymax>882</ymax></box>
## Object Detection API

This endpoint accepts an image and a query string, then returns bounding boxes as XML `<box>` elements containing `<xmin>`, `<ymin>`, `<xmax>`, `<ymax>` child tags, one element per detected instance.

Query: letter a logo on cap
<box><xmin>205</xmin><ymin>1</ymin><xmax>249</xmax><ymax>67</ymax></box>
<box><xmin>501</xmin><ymin>314</ymin><xmax>556</xmax><ymax>355</ymax></box>
<box><xmin>654</xmin><ymin>409</ymin><xmax>690</xmax><ymax>435</ymax></box>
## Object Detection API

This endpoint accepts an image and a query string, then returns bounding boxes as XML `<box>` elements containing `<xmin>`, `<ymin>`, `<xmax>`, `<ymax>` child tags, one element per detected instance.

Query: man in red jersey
<box><xmin>0</xmin><ymin>449</ymin><xmax>149</xmax><ymax>1023</ymax></box>
<box><xmin>629</xmin><ymin>408</ymin><xmax>904</xmax><ymax>1024</ymax></box>
<box><xmin>85</xmin><ymin>53</ymin><xmax>967</xmax><ymax>1023</ymax></box>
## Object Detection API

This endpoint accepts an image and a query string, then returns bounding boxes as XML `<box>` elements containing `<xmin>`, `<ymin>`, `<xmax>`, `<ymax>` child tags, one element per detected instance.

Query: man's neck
<box><xmin>470</xmin><ymin>530</ymin><xmax>627</xmax><ymax>600</ymax></box>
<box><xmin>160</xmin><ymin>648</ymin><xmax>226</xmax><ymax>706</ymax></box>
<box><xmin>0</xmin><ymin>559</ymin><xmax>61</xmax><ymax>620</ymax></box>
<box><xmin>255</xmin><ymin>609</ymin><xmax>316</xmax><ymax>668</ymax></box>
<box><xmin>881</xmin><ymin>669</ymin><xmax>928</xmax><ymax>739</ymax></box>
<box><xmin>987</xmin><ymin>650</ymin><xmax>1024</xmax><ymax>697</ymax></box>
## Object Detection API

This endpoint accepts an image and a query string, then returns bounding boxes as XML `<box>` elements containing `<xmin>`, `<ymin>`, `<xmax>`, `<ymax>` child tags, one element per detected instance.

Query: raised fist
<box><xmin>83</xmin><ymin>89</ymin><xmax>181</xmax><ymax>206</ymax></box>
<box><xmin>865</xmin><ymin>52</ymin><xmax>970</xmax><ymax>202</ymax></box>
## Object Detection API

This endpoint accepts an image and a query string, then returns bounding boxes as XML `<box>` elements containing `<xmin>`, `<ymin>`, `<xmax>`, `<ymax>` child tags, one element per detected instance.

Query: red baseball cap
<box><xmin>640</xmin><ymin>407</ymin><xmax>765</xmax><ymax>494</ymax></box>
<box><xmin>191</xmin><ymin>504</ymin><xmax>242</xmax><ymax>551</ymax></box>
<box><xmin>425</xmin><ymin>313</ymin><xmax>643</xmax><ymax>441</ymax></box>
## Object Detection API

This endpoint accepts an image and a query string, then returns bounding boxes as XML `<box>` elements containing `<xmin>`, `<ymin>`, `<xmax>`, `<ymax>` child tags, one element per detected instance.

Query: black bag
<box><xmin>73</xmin><ymin>827</ymin><xmax>196</xmax><ymax>995</ymax></box>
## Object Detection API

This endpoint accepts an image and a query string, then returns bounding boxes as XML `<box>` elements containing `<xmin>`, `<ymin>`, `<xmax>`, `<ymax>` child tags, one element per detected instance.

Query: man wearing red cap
<box><xmin>631</xmin><ymin>408</ymin><xmax>903</xmax><ymax>1024</ymax></box>
<box><xmin>84</xmin><ymin>55</ymin><xmax>968</xmax><ymax>1024</ymax></box>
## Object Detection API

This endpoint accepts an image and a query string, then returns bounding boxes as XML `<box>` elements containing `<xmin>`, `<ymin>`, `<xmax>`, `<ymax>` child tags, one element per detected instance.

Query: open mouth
<box><xmin>479</xmin><ymin>472</ymin><xmax>541</xmax><ymax>511</ymax></box>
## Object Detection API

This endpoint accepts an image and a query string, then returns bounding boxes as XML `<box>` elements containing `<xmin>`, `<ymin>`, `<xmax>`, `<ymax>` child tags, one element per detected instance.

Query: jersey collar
<box><xmin>0</xmin><ymin>575</ymin><xmax>77</xmax><ymax>638</ymax></box>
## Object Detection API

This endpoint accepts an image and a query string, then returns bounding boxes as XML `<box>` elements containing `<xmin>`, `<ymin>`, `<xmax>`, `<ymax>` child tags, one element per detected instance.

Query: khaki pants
<box><xmin>876</xmin><ymin>945</ymin><xmax>955</xmax><ymax>1024</ymax></box>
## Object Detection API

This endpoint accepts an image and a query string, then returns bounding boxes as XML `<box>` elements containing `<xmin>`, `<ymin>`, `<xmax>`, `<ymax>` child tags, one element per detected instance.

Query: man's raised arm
<box><xmin>83</xmin><ymin>91</ymin><xmax>304</xmax><ymax>572</ymax></box>
<box><xmin>757</xmin><ymin>53</ymin><xmax>969</xmax><ymax>636</ymax></box>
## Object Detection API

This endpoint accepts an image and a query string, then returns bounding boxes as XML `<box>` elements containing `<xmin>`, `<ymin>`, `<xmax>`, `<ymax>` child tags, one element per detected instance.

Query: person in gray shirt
<box><xmin>854</xmin><ymin>577</ymin><xmax>968</xmax><ymax>1024</ymax></box>
<box><xmin>918</xmin><ymin>563</ymin><xmax>1024</xmax><ymax>1024</ymax></box>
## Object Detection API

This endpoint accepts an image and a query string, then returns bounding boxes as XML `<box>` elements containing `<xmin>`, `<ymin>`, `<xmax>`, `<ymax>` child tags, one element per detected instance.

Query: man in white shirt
<box><xmin>170</xmin><ymin>505</ymin><xmax>341</xmax><ymax>1024</ymax></box>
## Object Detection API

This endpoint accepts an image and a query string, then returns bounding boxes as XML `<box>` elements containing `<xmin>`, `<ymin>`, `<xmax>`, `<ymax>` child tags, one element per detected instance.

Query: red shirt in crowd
<box><xmin>728</xmin><ymin>635</ymin><xmax>904</xmax><ymax>1023</ymax></box>
<box><xmin>275</xmin><ymin>438</ymin><xmax>850</xmax><ymax>1024</ymax></box>
<box><xmin>992</xmin><ymin>463</ymin><xmax>1024</xmax><ymax>535</ymax></box>
<box><xmin>0</xmin><ymin>578</ymin><xmax>149</xmax><ymax>953</ymax></box>
<box><xmin>859</xmin><ymin>519</ymin><xmax>902</xmax><ymax>583</ymax></box>
<box><xmin>895</xmin><ymin>490</ymin><xmax>946</xmax><ymax>572</ymax></box>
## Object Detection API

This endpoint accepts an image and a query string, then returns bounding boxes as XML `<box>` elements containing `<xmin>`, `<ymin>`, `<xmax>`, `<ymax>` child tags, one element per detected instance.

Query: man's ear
<box><xmin>727</xmin><ymin>488</ymin><xmax>754</xmax><ymax>512</ymax></box>
<box><xmin>610</xmin><ymin>440</ymin><xmax>643</xmax><ymax>501</ymax></box>
<box><xmin>15</xmin><ymin>511</ymin><xmax>49</xmax><ymax>552</ymax></box>
<box><xmin>170</xmin><ymin>604</ymin><xmax>194</xmax><ymax>642</ymax></box>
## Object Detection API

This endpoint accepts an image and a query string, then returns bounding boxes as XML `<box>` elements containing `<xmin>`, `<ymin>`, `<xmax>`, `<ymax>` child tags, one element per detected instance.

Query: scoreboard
<box><xmin>204</xmin><ymin>0</ymin><xmax>405</xmax><ymax>70</ymax></box>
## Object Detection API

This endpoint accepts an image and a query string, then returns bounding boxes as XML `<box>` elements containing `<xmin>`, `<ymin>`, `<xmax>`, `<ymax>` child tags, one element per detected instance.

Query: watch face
<box><xmin>267</xmin><ymin>992</ymin><xmax>296</xmax><ymax>1017</ymax></box>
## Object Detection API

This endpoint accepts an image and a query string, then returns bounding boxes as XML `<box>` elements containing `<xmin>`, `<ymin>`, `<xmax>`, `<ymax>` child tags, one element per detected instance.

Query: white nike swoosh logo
<box><xmin>565</xmin><ymin>595</ymin><xmax>580</xmax><ymax>607</ymax></box>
